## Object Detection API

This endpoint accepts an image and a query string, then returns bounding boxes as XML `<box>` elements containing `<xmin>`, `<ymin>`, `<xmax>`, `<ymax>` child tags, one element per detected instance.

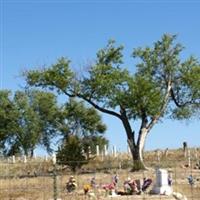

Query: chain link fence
<box><xmin>0</xmin><ymin>150</ymin><xmax>199</xmax><ymax>200</ymax></box>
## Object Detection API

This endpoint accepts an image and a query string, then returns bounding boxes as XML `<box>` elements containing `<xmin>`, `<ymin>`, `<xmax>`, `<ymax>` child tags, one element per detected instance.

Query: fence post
<box><xmin>52</xmin><ymin>153</ymin><xmax>58</xmax><ymax>200</ymax></box>
<box><xmin>188</xmin><ymin>150</ymin><xmax>191</xmax><ymax>167</ymax></box>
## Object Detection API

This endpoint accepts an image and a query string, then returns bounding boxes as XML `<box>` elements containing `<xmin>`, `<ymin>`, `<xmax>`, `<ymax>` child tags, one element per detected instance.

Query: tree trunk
<box><xmin>31</xmin><ymin>149</ymin><xmax>34</xmax><ymax>158</ymax></box>
<box><xmin>120</xmin><ymin>108</ymin><xmax>149</xmax><ymax>171</ymax></box>
<box><xmin>128</xmin><ymin>128</ymin><xmax>148</xmax><ymax>171</ymax></box>
<box><xmin>129</xmin><ymin>145</ymin><xmax>146</xmax><ymax>171</ymax></box>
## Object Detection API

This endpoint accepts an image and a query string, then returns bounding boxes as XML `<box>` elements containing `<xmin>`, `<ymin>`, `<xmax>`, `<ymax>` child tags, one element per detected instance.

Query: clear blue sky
<box><xmin>1</xmin><ymin>0</ymin><xmax>200</xmax><ymax>154</ymax></box>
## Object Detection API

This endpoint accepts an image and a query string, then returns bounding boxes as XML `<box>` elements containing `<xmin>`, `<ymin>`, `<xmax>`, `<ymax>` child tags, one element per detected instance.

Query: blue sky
<box><xmin>1</xmin><ymin>0</ymin><xmax>200</xmax><ymax>154</ymax></box>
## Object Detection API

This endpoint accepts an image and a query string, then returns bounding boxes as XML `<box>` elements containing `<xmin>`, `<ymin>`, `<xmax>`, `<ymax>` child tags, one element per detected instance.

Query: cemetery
<box><xmin>0</xmin><ymin>146</ymin><xmax>199</xmax><ymax>200</ymax></box>
<box><xmin>1</xmin><ymin>2</ymin><xmax>200</xmax><ymax>199</ymax></box>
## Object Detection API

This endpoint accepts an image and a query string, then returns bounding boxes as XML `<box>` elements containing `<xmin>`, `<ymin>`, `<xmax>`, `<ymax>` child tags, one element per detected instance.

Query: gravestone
<box><xmin>104</xmin><ymin>145</ymin><xmax>108</xmax><ymax>156</ymax></box>
<box><xmin>87</xmin><ymin>146</ymin><xmax>91</xmax><ymax>159</ymax></box>
<box><xmin>164</xmin><ymin>148</ymin><xmax>169</xmax><ymax>157</ymax></box>
<box><xmin>52</xmin><ymin>153</ymin><xmax>56</xmax><ymax>164</ymax></box>
<box><xmin>155</xmin><ymin>149</ymin><xmax>161</xmax><ymax>162</ymax></box>
<box><xmin>113</xmin><ymin>146</ymin><xmax>117</xmax><ymax>157</ymax></box>
<box><xmin>187</xmin><ymin>150</ymin><xmax>191</xmax><ymax>167</ymax></box>
<box><xmin>12</xmin><ymin>155</ymin><xmax>16</xmax><ymax>164</ymax></box>
<box><xmin>194</xmin><ymin>148</ymin><xmax>198</xmax><ymax>160</ymax></box>
<box><xmin>152</xmin><ymin>168</ymin><xmax>173</xmax><ymax>195</ymax></box>
<box><xmin>96</xmin><ymin>145</ymin><xmax>99</xmax><ymax>156</ymax></box>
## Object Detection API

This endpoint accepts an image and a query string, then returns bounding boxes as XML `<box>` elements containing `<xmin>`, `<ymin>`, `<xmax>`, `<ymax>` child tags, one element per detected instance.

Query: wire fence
<box><xmin>0</xmin><ymin>150</ymin><xmax>199</xmax><ymax>200</ymax></box>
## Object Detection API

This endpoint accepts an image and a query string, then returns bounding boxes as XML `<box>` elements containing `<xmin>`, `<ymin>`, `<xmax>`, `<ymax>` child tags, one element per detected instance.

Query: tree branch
<box><xmin>77</xmin><ymin>94</ymin><xmax>122</xmax><ymax>119</ymax></box>
<box><xmin>171</xmin><ymin>88</ymin><xmax>200</xmax><ymax>107</ymax></box>
<box><xmin>147</xmin><ymin>81</ymin><xmax>172</xmax><ymax>131</ymax></box>
<box><xmin>137</xmin><ymin>109</ymin><xmax>148</xmax><ymax>146</ymax></box>
<box><xmin>120</xmin><ymin>105</ymin><xmax>136</xmax><ymax>148</ymax></box>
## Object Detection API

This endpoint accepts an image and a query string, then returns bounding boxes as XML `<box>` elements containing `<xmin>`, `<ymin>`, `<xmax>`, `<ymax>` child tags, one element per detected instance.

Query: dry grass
<box><xmin>0</xmin><ymin>148</ymin><xmax>199</xmax><ymax>200</ymax></box>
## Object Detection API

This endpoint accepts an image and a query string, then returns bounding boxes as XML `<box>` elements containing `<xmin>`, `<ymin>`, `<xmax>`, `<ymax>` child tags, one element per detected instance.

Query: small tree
<box><xmin>56</xmin><ymin>99</ymin><xmax>108</xmax><ymax>171</ymax></box>
<box><xmin>56</xmin><ymin>135</ymin><xmax>87</xmax><ymax>172</ymax></box>
<box><xmin>59</xmin><ymin>98</ymin><xmax>108</xmax><ymax>156</ymax></box>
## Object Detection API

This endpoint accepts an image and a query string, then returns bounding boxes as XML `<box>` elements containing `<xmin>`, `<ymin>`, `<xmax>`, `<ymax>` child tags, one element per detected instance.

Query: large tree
<box><xmin>0</xmin><ymin>90</ymin><xmax>60</xmax><ymax>156</ymax></box>
<box><xmin>25</xmin><ymin>34</ymin><xmax>200</xmax><ymax>169</ymax></box>
<box><xmin>0</xmin><ymin>90</ymin><xmax>18</xmax><ymax>154</ymax></box>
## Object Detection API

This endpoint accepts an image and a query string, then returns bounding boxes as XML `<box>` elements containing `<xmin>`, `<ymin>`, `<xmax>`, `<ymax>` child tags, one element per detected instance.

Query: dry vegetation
<box><xmin>0</xmin><ymin>148</ymin><xmax>199</xmax><ymax>200</ymax></box>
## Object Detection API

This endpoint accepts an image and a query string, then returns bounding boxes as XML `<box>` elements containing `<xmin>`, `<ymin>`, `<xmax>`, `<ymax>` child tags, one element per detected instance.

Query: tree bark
<box><xmin>127</xmin><ymin>128</ymin><xmax>148</xmax><ymax>170</ymax></box>
<box><xmin>122</xmin><ymin>114</ymin><xmax>147</xmax><ymax>170</ymax></box>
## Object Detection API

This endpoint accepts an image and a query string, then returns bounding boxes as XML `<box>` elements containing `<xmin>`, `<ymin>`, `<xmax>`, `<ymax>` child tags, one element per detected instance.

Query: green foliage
<box><xmin>24</xmin><ymin>34</ymin><xmax>200</xmax><ymax>169</ymax></box>
<box><xmin>82</xmin><ymin>135</ymin><xmax>108</xmax><ymax>155</ymax></box>
<box><xmin>0</xmin><ymin>90</ymin><xmax>60</xmax><ymax>156</ymax></box>
<box><xmin>56</xmin><ymin>135</ymin><xmax>87</xmax><ymax>172</ymax></box>
<box><xmin>0</xmin><ymin>90</ymin><xmax>19</xmax><ymax>153</ymax></box>
<box><xmin>61</xmin><ymin>99</ymin><xmax>106</xmax><ymax>137</ymax></box>
<box><xmin>58</xmin><ymin>98</ymin><xmax>108</xmax><ymax>158</ymax></box>
<box><xmin>24</xmin><ymin>57</ymin><xmax>74</xmax><ymax>93</ymax></box>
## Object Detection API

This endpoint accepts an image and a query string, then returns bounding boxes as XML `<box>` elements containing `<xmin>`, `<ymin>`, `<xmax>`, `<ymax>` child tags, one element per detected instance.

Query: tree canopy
<box><xmin>0</xmin><ymin>90</ymin><xmax>60</xmax><ymax>156</ymax></box>
<box><xmin>59</xmin><ymin>98</ymin><xmax>108</xmax><ymax>154</ymax></box>
<box><xmin>25</xmin><ymin>34</ymin><xmax>200</xmax><ymax>169</ymax></box>
<box><xmin>0</xmin><ymin>89</ymin><xmax>108</xmax><ymax>157</ymax></box>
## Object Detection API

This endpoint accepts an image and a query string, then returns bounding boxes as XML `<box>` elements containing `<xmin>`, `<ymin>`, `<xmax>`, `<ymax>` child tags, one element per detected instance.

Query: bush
<box><xmin>56</xmin><ymin>135</ymin><xmax>88</xmax><ymax>172</ymax></box>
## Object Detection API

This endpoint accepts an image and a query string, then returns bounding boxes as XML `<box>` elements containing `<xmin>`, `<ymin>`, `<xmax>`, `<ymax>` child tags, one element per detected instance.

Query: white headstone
<box><xmin>12</xmin><ymin>155</ymin><xmax>15</xmax><ymax>164</ymax></box>
<box><xmin>194</xmin><ymin>148</ymin><xmax>198</xmax><ymax>160</ymax></box>
<box><xmin>88</xmin><ymin>146</ymin><xmax>91</xmax><ymax>158</ymax></box>
<box><xmin>104</xmin><ymin>145</ymin><xmax>108</xmax><ymax>156</ymax></box>
<box><xmin>156</xmin><ymin>150</ymin><xmax>161</xmax><ymax>162</ymax></box>
<box><xmin>52</xmin><ymin>153</ymin><xmax>56</xmax><ymax>164</ymax></box>
<box><xmin>188</xmin><ymin>150</ymin><xmax>191</xmax><ymax>167</ymax></box>
<box><xmin>113</xmin><ymin>146</ymin><xmax>117</xmax><ymax>157</ymax></box>
<box><xmin>96</xmin><ymin>145</ymin><xmax>99</xmax><ymax>156</ymax></box>
<box><xmin>152</xmin><ymin>169</ymin><xmax>173</xmax><ymax>195</ymax></box>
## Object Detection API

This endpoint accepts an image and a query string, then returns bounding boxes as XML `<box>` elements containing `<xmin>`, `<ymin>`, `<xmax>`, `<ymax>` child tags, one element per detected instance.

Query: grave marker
<box><xmin>188</xmin><ymin>150</ymin><xmax>191</xmax><ymax>167</ymax></box>
<box><xmin>104</xmin><ymin>145</ymin><xmax>108</xmax><ymax>156</ymax></box>
<box><xmin>52</xmin><ymin>153</ymin><xmax>56</xmax><ymax>164</ymax></box>
<box><xmin>96</xmin><ymin>145</ymin><xmax>99</xmax><ymax>156</ymax></box>
<box><xmin>113</xmin><ymin>146</ymin><xmax>117</xmax><ymax>157</ymax></box>
<box><xmin>12</xmin><ymin>155</ymin><xmax>15</xmax><ymax>164</ymax></box>
<box><xmin>152</xmin><ymin>168</ymin><xmax>173</xmax><ymax>195</ymax></box>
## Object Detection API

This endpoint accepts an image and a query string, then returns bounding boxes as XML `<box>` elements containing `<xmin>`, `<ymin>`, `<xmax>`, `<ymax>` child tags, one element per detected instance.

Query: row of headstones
<box><xmin>6</xmin><ymin>154</ymin><xmax>53</xmax><ymax>164</ymax></box>
<box><xmin>155</xmin><ymin>142</ymin><xmax>199</xmax><ymax>167</ymax></box>
<box><xmin>5</xmin><ymin>142</ymin><xmax>199</xmax><ymax>164</ymax></box>
<box><xmin>4</xmin><ymin>145</ymin><xmax>125</xmax><ymax>164</ymax></box>
<box><xmin>94</xmin><ymin>145</ymin><xmax>127</xmax><ymax>157</ymax></box>
<box><xmin>81</xmin><ymin>144</ymin><xmax>132</xmax><ymax>158</ymax></box>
